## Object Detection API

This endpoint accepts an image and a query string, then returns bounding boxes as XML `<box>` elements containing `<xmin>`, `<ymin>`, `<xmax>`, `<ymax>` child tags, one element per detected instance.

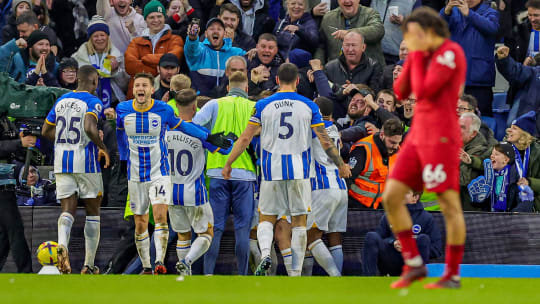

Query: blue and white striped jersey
<box><xmin>45</xmin><ymin>91</ymin><xmax>103</xmax><ymax>174</ymax></box>
<box><xmin>116</xmin><ymin>99</ymin><xmax>209</xmax><ymax>182</ymax></box>
<box><xmin>166</xmin><ymin>124</ymin><xmax>221</xmax><ymax>207</ymax></box>
<box><xmin>249</xmin><ymin>91</ymin><xmax>324</xmax><ymax>181</ymax></box>
<box><xmin>311</xmin><ymin>121</ymin><xmax>347</xmax><ymax>191</ymax></box>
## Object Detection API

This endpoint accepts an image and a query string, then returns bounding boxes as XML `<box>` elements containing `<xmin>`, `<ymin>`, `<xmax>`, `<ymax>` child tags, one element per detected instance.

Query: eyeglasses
<box><xmin>62</xmin><ymin>70</ymin><xmax>77</xmax><ymax>74</ymax></box>
<box><xmin>457</xmin><ymin>107</ymin><xmax>473</xmax><ymax>112</ymax></box>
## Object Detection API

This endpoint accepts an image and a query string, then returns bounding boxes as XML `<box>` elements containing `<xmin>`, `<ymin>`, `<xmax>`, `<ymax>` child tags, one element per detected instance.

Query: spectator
<box><xmin>209</xmin><ymin>55</ymin><xmax>248</xmax><ymax>98</ymax></box>
<box><xmin>193</xmin><ymin>71</ymin><xmax>256</xmax><ymax>275</ymax></box>
<box><xmin>219</xmin><ymin>3</ymin><xmax>256</xmax><ymax>51</ymax></box>
<box><xmin>185</xmin><ymin>17</ymin><xmax>245</xmax><ymax>96</ymax></box>
<box><xmin>125</xmin><ymin>0</ymin><xmax>184</xmax><ymax>99</ymax></box>
<box><xmin>441</xmin><ymin>0</ymin><xmax>499</xmax><ymax>117</ymax></box>
<box><xmin>348</xmin><ymin>118</ymin><xmax>403</xmax><ymax>209</ymax></box>
<box><xmin>458</xmin><ymin>112</ymin><xmax>492</xmax><ymax>210</ymax></box>
<box><xmin>325</xmin><ymin>30</ymin><xmax>383</xmax><ymax>119</ymax></box>
<box><xmin>246</xmin><ymin>33</ymin><xmax>284</xmax><ymax>96</ymax></box>
<box><xmin>362</xmin><ymin>190</ymin><xmax>442</xmax><ymax>276</ymax></box>
<box><xmin>57</xmin><ymin>57</ymin><xmax>78</xmax><ymax>90</ymax></box>
<box><xmin>97</xmin><ymin>0</ymin><xmax>147</xmax><ymax>54</ymax></box>
<box><xmin>398</xmin><ymin>93</ymin><xmax>415</xmax><ymax>127</ymax></box>
<box><xmin>16</xmin><ymin>11</ymin><xmax>58</xmax><ymax>56</ymax></box>
<box><xmin>314</xmin><ymin>0</ymin><xmax>385</xmax><ymax>66</ymax></box>
<box><xmin>23</xmin><ymin>30</ymin><xmax>59</xmax><ymax>87</ymax></box>
<box><xmin>505</xmin><ymin>111</ymin><xmax>540</xmax><ymax>210</ymax></box>
<box><xmin>287</xmin><ymin>48</ymin><xmax>316</xmax><ymax>99</ymax></box>
<box><xmin>307</xmin><ymin>0</ymin><xmax>339</xmax><ymax>26</ymax></box>
<box><xmin>229</xmin><ymin>0</ymin><xmax>275</xmax><ymax>41</ymax></box>
<box><xmin>15</xmin><ymin>165</ymin><xmax>56</xmax><ymax>206</ymax></box>
<box><xmin>273</xmin><ymin>0</ymin><xmax>319</xmax><ymax>55</ymax></box>
<box><xmin>495</xmin><ymin>45</ymin><xmax>540</xmax><ymax>134</ymax></box>
<box><xmin>468</xmin><ymin>142</ymin><xmax>535</xmax><ymax>212</ymax></box>
<box><xmin>166</xmin><ymin>0</ymin><xmax>195</xmax><ymax>39</ymax></box>
<box><xmin>381</xmin><ymin>40</ymin><xmax>407</xmax><ymax>89</ymax></box>
<box><xmin>376</xmin><ymin>89</ymin><xmax>398</xmax><ymax>114</ymax></box>
<box><xmin>457</xmin><ymin>93</ymin><xmax>498</xmax><ymax>147</ymax></box>
<box><xmin>369</xmin><ymin>0</ymin><xmax>418</xmax><ymax>65</ymax></box>
<box><xmin>0</xmin><ymin>37</ymin><xmax>26</xmax><ymax>83</ymax></box>
<box><xmin>48</xmin><ymin>0</ymin><xmax>86</xmax><ymax>56</ymax></box>
<box><xmin>72</xmin><ymin>16</ymin><xmax>128</xmax><ymax>108</ymax></box>
<box><xmin>1</xmin><ymin>0</ymin><xmax>31</xmax><ymax>44</ymax></box>
<box><xmin>507</xmin><ymin>0</ymin><xmax>540</xmax><ymax>64</ymax></box>
<box><xmin>152</xmin><ymin>53</ymin><xmax>180</xmax><ymax>101</ymax></box>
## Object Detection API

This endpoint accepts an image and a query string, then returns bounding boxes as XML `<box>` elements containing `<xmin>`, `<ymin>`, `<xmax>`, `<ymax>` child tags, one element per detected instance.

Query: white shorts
<box><xmin>169</xmin><ymin>204</ymin><xmax>213</xmax><ymax>234</ymax></box>
<box><xmin>259</xmin><ymin>179</ymin><xmax>311</xmax><ymax>216</ymax></box>
<box><xmin>128</xmin><ymin>177</ymin><xmax>171</xmax><ymax>215</ymax></box>
<box><xmin>55</xmin><ymin>173</ymin><xmax>103</xmax><ymax>199</ymax></box>
<box><xmin>307</xmin><ymin>189</ymin><xmax>348</xmax><ymax>232</ymax></box>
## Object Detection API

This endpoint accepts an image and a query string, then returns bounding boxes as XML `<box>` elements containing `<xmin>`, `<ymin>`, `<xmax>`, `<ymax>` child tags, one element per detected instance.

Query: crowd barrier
<box><xmin>2</xmin><ymin>207</ymin><xmax>540</xmax><ymax>275</ymax></box>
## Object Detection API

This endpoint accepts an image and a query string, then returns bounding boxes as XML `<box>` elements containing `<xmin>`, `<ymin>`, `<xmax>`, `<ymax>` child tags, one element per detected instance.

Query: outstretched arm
<box><xmin>84</xmin><ymin>114</ymin><xmax>110</xmax><ymax>168</ymax></box>
<box><xmin>223</xmin><ymin>123</ymin><xmax>260</xmax><ymax>179</ymax></box>
<box><xmin>313</xmin><ymin>124</ymin><xmax>351</xmax><ymax>178</ymax></box>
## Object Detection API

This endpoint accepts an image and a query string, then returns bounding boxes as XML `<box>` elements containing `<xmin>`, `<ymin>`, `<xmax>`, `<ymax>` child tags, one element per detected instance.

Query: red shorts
<box><xmin>389</xmin><ymin>139</ymin><xmax>460</xmax><ymax>193</ymax></box>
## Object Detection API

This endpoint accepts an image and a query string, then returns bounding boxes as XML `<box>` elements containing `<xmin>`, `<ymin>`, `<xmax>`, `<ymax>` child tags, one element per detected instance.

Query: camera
<box><xmin>19</xmin><ymin>124</ymin><xmax>42</xmax><ymax>137</ymax></box>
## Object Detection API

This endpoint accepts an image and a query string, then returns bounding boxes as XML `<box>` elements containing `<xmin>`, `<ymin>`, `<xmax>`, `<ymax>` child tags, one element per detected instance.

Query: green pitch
<box><xmin>1</xmin><ymin>275</ymin><xmax>539</xmax><ymax>304</ymax></box>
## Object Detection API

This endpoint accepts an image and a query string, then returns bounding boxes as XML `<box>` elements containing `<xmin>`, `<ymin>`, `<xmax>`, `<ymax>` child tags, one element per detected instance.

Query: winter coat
<box><xmin>376</xmin><ymin>202</ymin><xmax>443</xmax><ymax>259</ymax></box>
<box><xmin>325</xmin><ymin>54</ymin><xmax>383</xmax><ymax>118</ymax></box>
<box><xmin>1</xmin><ymin>14</ymin><xmax>16</xmax><ymax>45</ymax></box>
<box><xmin>21</xmin><ymin>51</ymin><xmax>59</xmax><ymax>87</ymax></box>
<box><xmin>230</xmin><ymin>0</ymin><xmax>275</xmax><ymax>41</ymax></box>
<box><xmin>440</xmin><ymin>3</ymin><xmax>499</xmax><ymax>87</ymax></box>
<box><xmin>314</xmin><ymin>5</ymin><xmax>385</xmax><ymax>66</ymax></box>
<box><xmin>184</xmin><ymin>36</ymin><xmax>245</xmax><ymax>96</ymax></box>
<box><xmin>246</xmin><ymin>51</ymin><xmax>285</xmax><ymax>96</ymax></box>
<box><xmin>273</xmin><ymin>12</ymin><xmax>319</xmax><ymax>54</ymax></box>
<box><xmin>0</xmin><ymin>38</ymin><xmax>26</xmax><ymax>83</ymax></box>
<box><xmin>506</xmin><ymin>17</ymin><xmax>531</xmax><ymax>64</ymax></box>
<box><xmin>496</xmin><ymin>55</ymin><xmax>540</xmax><ymax>124</ymax></box>
<box><xmin>72</xmin><ymin>42</ymin><xmax>129</xmax><ymax>104</ymax></box>
<box><xmin>125</xmin><ymin>29</ymin><xmax>184</xmax><ymax>99</ymax></box>
<box><xmin>460</xmin><ymin>132</ymin><xmax>491</xmax><ymax>187</ymax></box>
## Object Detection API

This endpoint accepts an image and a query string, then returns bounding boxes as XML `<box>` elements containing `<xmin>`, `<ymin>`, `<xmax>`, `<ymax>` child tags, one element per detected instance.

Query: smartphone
<box><xmin>189</xmin><ymin>18</ymin><xmax>200</xmax><ymax>36</ymax></box>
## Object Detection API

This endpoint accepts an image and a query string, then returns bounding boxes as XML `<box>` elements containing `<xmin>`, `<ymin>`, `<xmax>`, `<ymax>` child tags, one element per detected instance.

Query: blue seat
<box><xmin>492</xmin><ymin>92</ymin><xmax>509</xmax><ymax>141</ymax></box>
<box><xmin>482</xmin><ymin>116</ymin><xmax>497</xmax><ymax>134</ymax></box>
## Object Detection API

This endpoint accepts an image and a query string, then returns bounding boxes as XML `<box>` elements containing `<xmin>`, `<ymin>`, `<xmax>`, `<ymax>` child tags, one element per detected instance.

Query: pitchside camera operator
<box><xmin>0</xmin><ymin>119</ymin><xmax>35</xmax><ymax>273</ymax></box>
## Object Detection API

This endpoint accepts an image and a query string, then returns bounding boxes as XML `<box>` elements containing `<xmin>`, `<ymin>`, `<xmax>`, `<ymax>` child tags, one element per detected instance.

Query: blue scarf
<box><xmin>513</xmin><ymin>145</ymin><xmax>530</xmax><ymax>180</ymax></box>
<box><xmin>491</xmin><ymin>165</ymin><xmax>510</xmax><ymax>212</ymax></box>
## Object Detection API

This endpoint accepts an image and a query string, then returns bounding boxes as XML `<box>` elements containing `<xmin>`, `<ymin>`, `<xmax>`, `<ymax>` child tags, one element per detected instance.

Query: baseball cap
<box><xmin>206</xmin><ymin>17</ymin><xmax>225</xmax><ymax>30</ymax></box>
<box><xmin>159</xmin><ymin>53</ymin><xmax>180</xmax><ymax>68</ymax></box>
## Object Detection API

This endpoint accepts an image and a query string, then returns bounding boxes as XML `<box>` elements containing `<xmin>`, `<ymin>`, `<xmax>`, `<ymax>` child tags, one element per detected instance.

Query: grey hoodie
<box><xmin>230</xmin><ymin>0</ymin><xmax>265</xmax><ymax>36</ymax></box>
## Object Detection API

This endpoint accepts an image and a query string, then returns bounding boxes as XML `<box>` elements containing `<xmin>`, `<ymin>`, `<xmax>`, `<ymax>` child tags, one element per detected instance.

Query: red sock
<box><xmin>443</xmin><ymin>244</ymin><xmax>464</xmax><ymax>280</ymax></box>
<box><xmin>396</xmin><ymin>230</ymin><xmax>421</xmax><ymax>265</ymax></box>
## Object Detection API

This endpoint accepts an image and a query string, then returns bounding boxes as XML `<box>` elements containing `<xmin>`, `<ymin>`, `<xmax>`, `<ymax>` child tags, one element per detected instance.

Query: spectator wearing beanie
<box><xmin>125</xmin><ymin>0</ymin><xmax>184</xmax><ymax>99</ymax></box>
<box><xmin>72</xmin><ymin>15</ymin><xmax>129</xmax><ymax>108</ymax></box>
<box><xmin>287</xmin><ymin>48</ymin><xmax>317</xmax><ymax>99</ymax></box>
<box><xmin>23</xmin><ymin>30</ymin><xmax>59</xmax><ymax>87</ymax></box>
<box><xmin>97</xmin><ymin>0</ymin><xmax>147</xmax><ymax>54</ymax></box>
<box><xmin>57</xmin><ymin>57</ymin><xmax>78</xmax><ymax>90</ymax></box>
<box><xmin>1</xmin><ymin>0</ymin><xmax>31</xmax><ymax>44</ymax></box>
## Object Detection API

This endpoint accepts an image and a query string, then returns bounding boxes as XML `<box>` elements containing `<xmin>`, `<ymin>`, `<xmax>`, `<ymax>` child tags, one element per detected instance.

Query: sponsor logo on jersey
<box><xmin>436</xmin><ymin>50</ymin><xmax>456</xmax><ymax>69</ymax></box>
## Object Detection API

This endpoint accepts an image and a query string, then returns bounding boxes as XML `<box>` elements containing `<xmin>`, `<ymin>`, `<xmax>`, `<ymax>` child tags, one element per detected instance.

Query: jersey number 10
<box><xmin>168</xmin><ymin>149</ymin><xmax>193</xmax><ymax>176</ymax></box>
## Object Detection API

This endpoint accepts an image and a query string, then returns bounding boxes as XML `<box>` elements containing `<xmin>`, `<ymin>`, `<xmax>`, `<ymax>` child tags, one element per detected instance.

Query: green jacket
<box><xmin>314</xmin><ymin>6</ymin><xmax>385</xmax><ymax>66</ymax></box>
<box><xmin>460</xmin><ymin>132</ymin><xmax>492</xmax><ymax>211</ymax></box>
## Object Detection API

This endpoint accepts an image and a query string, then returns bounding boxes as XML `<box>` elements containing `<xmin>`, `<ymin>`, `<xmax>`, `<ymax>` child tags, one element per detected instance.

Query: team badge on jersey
<box><xmin>436</xmin><ymin>50</ymin><xmax>456</xmax><ymax>69</ymax></box>
<box><xmin>412</xmin><ymin>224</ymin><xmax>422</xmax><ymax>234</ymax></box>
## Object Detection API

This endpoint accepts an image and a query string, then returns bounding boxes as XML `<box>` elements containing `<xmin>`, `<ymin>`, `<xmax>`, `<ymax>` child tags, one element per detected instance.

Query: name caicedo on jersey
<box><xmin>56</xmin><ymin>99</ymin><xmax>83</xmax><ymax>114</ymax></box>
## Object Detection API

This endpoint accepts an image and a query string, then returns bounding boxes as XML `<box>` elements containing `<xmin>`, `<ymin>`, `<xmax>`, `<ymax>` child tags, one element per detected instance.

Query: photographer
<box><xmin>0</xmin><ymin>127</ymin><xmax>35</xmax><ymax>273</ymax></box>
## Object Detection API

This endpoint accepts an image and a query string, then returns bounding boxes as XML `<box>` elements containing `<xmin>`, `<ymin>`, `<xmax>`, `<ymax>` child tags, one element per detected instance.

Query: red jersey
<box><xmin>393</xmin><ymin>39</ymin><xmax>467</xmax><ymax>144</ymax></box>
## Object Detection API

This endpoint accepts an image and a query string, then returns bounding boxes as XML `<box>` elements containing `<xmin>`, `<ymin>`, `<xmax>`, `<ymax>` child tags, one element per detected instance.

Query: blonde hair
<box><xmin>228</xmin><ymin>71</ymin><xmax>248</xmax><ymax>88</ymax></box>
<box><xmin>506</xmin><ymin>126</ymin><xmax>535</xmax><ymax>150</ymax></box>
<box><xmin>170</xmin><ymin>74</ymin><xmax>191</xmax><ymax>91</ymax></box>
<box><xmin>86</xmin><ymin>38</ymin><xmax>112</xmax><ymax>56</ymax></box>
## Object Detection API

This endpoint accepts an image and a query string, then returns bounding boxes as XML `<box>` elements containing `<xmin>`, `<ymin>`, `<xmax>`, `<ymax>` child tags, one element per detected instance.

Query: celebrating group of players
<box><xmin>42</xmin><ymin>7</ymin><xmax>467</xmax><ymax>289</ymax></box>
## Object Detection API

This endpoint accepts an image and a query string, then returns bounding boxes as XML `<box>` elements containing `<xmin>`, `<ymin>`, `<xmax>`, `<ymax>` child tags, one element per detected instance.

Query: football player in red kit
<box><xmin>382</xmin><ymin>7</ymin><xmax>467</xmax><ymax>289</ymax></box>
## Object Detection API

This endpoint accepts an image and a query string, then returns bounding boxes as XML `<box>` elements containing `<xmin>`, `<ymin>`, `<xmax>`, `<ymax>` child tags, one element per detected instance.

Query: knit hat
<box><xmin>27</xmin><ymin>30</ymin><xmax>49</xmax><ymax>48</ymax></box>
<box><xmin>494</xmin><ymin>142</ymin><xmax>515</xmax><ymax>165</ymax></box>
<box><xmin>143</xmin><ymin>0</ymin><xmax>166</xmax><ymax>19</ymax></box>
<box><xmin>59</xmin><ymin>57</ymin><xmax>79</xmax><ymax>72</ymax></box>
<box><xmin>287</xmin><ymin>49</ymin><xmax>311</xmax><ymax>69</ymax></box>
<box><xmin>12</xmin><ymin>0</ymin><xmax>32</xmax><ymax>10</ymax></box>
<box><xmin>511</xmin><ymin>111</ymin><xmax>537</xmax><ymax>136</ymax></box>
<box><xmin>87</xmin><ymin>15</ymin><xmax>110</xmax><ymax>38</ymax></box>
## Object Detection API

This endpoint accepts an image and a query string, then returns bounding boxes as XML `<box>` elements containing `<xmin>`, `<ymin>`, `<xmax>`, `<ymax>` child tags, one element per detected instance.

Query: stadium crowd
<box><xmin>0</xmin><ymin>0</ymin><xmax>539</xmax><ymax>276</ymax></box>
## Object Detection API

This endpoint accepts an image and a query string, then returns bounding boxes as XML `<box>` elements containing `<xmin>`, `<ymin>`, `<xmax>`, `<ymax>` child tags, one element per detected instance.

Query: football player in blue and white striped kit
<box><xmin>116</xmin><ymin>73</ymin><xmax>231</xmax><ymax>274</ymax></box>
<box><xmin>306</xmin><ymin>97</ymin><xmax>348</xmax><ymax>277</ymax></box>
<box><xmin>165</xmin><ymin>89</ymin><xmax>232</xmax><ymax>275</ymax></box>
<box><xmin>223</xmin><ymin>63</ymin><xmax>351</xmax><ymax>276</ymax></box>
<box><xmin>42</xmin><ymin>65</ymin><xmax>111</xmax><ymax>274</ymax></box>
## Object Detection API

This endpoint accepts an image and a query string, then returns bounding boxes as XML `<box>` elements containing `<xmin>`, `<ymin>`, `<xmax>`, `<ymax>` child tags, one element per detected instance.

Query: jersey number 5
<box><xmin>279</xmin><ymin>112</ymin><xmax>293</xmax><ymax>139</ymax></box>
<box><xmin>57</xmin><ymin>116</ymin><xmax>81</xmax><ymax>144</ymax></box>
